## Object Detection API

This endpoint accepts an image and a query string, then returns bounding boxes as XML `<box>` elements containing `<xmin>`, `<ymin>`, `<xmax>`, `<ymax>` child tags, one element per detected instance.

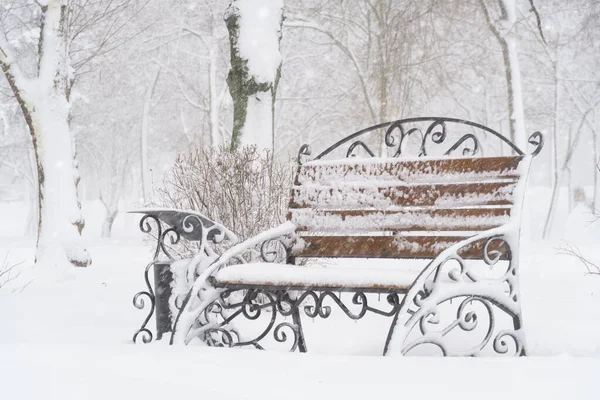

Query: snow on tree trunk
<box><xmin>101</xmin><ymin>209</ymin><xmax>118</xmax><ymax>238</ymax></box>
<box><xmin>0</xmin><ymin>0</ymin><xmax>91</xmax><ymax>268</ymax></box>
<box><xmin>502</xmin><ymin>0</ymin><xmax>527</xmax><ymax>150</ymax></box>
<box><xmin>225</xmin><ymin>0</ymin><xmax>283</xmax><ymax>151</ymax></box>
<box><xmin>481</xmin><ymin>0</ymin><xmax>527</xmax><ymax>149</ymax></box>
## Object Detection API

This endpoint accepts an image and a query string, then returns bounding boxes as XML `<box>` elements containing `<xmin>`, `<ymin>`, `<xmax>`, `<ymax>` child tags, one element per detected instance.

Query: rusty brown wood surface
<box><xmin>293</xmin><ymin>235</ymin><xmax>509</xmax><ymax>260</ymax></box>
<box><xmin>298</xmin><ymin>156</ymin><xmax>523</xmax><ymax>184</ymax></box>
<box><xmin>290</xmin><ymin>181</ymin><xmax>517</xmax><ymax>209</ymax></box>
<box><xmin>289</xmin><ymin>207</ymin><xmax>511</xmax><ymax>232</ymax></box>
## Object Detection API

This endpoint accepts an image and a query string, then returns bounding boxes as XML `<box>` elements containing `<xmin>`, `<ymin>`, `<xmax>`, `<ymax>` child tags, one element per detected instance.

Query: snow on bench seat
<box><xmin>213</xmin><ymin>263</ymin><xmax>419</xmax><ymax>292</ymax></box>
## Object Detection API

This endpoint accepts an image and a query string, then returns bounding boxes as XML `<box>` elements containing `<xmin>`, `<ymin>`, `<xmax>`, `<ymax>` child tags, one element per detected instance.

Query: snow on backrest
<box><xmin>288</xmin><ymin>156</ymin><xmax>524</xmax><ymax>235</ymax></box>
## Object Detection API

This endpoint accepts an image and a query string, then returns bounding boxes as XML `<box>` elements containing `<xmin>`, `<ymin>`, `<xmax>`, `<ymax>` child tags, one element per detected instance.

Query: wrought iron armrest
<box><xmin>131</xmin><ymin>209</ymin><xmax>239</xmax><ymax>344</ymax></box>
<box><xmin>170</xmin><ymin>222</ymin><xmax>298</xmax><ymax>345</ymax></box>
<box><xmin>129</xmin><ymin>208</ymin><xmax>239</xmax><ymax>261</ymax></box>
<box><xmin>384</xmin><ymin>223</ymin><xmax>526</xmax><ymax>357</ymax></box>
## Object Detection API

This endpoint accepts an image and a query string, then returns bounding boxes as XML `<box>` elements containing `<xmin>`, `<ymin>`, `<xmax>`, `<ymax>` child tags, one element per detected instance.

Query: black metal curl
<box><xmin>483</xmin><ymin>236</ymin><xmax>511</xmax><ymax>266</ymax></box>
<box><xmin>493</xmin><ymin>330</ymin><xmax>524</xmax><ymax>356</ymax></box>
<box><xmin>420</xmin><ymin>120</ymin><xmax>447</xmax><ymax>156</ymax></box>
<box><xmin>385</xmin><ymin>121</ymin><xmax>404</xmax><ymax>147</ymax></box>
<box><xmin>387</xmin><ymin>293</ymin><xmax>401</xmax><ymax>308</ymax></box>
<box><xmin>273</xmin><ymin>322</ymin><xmax>300</xmax><ymax>352</ymax></box>
<box><xmin>209</xmin><ymin>226</ymin><xmax>226</xmax><ymax>244</ymax></box>
<box><xmin>385</xmin><ymin>123</ymin><xmax>422</xmax><ymax>157</ymax></box>
<box><xmin>181</xmin><ymin>214</ymin><xmax>204</xmax><ymax>240</ymax></box>
<box><xmin>260</xmin><ymin>239</ymin><xmax>288</xmax><ymax>263</ymax></box>
<box><xmin>139</xmin><ymin>214</ymin><xmax>162</xmax><ymax>260</ymax></box>
<box><xmin>346</xmin><ymin>141</ymin><xmax>375</xmax><ymax>158</ymax></box>
<box><xmin>132</xmin><ymin>262</ymin><xmax>156</xmax><ymax>343</ymax></box>
<box><xmin>528</xmin><ymin>131</ymin><xmax>544</xmax><ymax>157</ymax></box>
<box><xmin>297</xmin><ymin>144</ymin><xmax>311</xmax><ymax>165</ymax></box>
<box><xmin>132</xmin><ymin>327</ymin><xmax>153</xmax><ymax>344</ymax></box>
<box><xmin>444</xmin><ymin>133</ymin><xmax>480</xmax><ymax>156</ymax></box>
<box><xmin>160</xmin><ymin>228</ymin><xmax>181</xmax><ymax>260</ymax></box>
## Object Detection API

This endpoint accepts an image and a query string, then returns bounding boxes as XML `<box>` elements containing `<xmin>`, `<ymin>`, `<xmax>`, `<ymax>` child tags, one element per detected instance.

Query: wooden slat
<box><xmin>298</xmin><ymin>156</ymin><xmax>523</xmax><ymax>184</ymax></box>
<box><xmin>289</xmin><ymin>208</ymin><xmax>511</xmax><ymax>232</ymax></box>
<box><xmin>290</xmin><ymin>181</ymin><xmax>516</xmax><ymax>209</ymax></box>
<box><xmin>294</xmin><ymin>235</ymin><xmax>509</xmax><ymax>260</ymax></box>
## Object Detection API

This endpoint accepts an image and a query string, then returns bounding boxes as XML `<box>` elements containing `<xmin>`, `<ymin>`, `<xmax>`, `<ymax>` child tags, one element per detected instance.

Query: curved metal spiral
<box><xmin>297</xmin><ymin>144</ymin><xmax>312</xmax><ymax>165</ymax></box>
<box><xmin>528</xmin><ymin>131</ymin><xmax>544</xmax><ymax>157</ymax></box>
<box><xmin>260</xmin><ymin>238</ymin><xmax>288</xmax><ymax>263</ymax></box>
<box><xmin>493</xmin><ymin>330</ymin><xmax>525</xmax><ymax>356</ymax></box>
<box><xmin>181</xmin><ymin>214</ymin><xmax>204</xmax><ymax>239</ymax></box>
<box><xmin>273</xmin><ymin>322</ymin><xmax>300</xmax><ymax>352</ymax></box>
<box><xmin>140</xmin><ymin>214</ymin><xmax>162</xmax><ymax>260</ymax></box>
<box><xmin>160</xmin><ymin>228</ymin><xmax>181</xmax><ymax>259</ymax></box>
<box><xmin>420</xmin><ymin>120</ymin><xmax>447</xmax><ymax>156</ymax></box>
<box><xmin>132</xmin><ymin>262</ymin><xmax>156</xmax><ymax>343</ymax></box>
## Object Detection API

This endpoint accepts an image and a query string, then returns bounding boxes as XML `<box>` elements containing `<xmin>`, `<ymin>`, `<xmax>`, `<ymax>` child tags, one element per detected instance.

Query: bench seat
<box><xmin>212</xmin><ymin>262</ymin><xmax>420</xmax><ymax>292</ymax></box>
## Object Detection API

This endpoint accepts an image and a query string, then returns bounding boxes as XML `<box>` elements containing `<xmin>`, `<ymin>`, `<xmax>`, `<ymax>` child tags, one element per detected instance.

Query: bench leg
<box><xmin>291</xmin><ymin>302</ymin><xmax>307</xmax><ymax>353</ymax></box>
<box><xmin>132</xmin><ymin>262</ymin><xmax>157</xmax><ymax>344</ymax></box>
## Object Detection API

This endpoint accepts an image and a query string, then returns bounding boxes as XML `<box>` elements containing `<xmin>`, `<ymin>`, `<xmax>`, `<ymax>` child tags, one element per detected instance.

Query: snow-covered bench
<box><xmin>133</xmin><ymin>117</ymin><xmax>543</xmax><ymax>356</ymax></box>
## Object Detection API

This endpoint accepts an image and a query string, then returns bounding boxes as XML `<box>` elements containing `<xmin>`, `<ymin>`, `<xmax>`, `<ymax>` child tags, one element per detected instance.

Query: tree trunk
<box><xmin>225</xmin><ymin>0</ymin><xmax>283</xmax><ymax>151</ymax></box>
<box><xmin>141</xmin><ymin>66</ymin><xmax>161</xmax><ymax>204</ymax></box>
<box><xmin>208</xmin><ymin>46</ymin><xmax>220</xmax><ymax>146</ymax></box>
<box><xmin>480</xmin><ymin>0</ymin><xmax>527</xmax><ymax>149</ymax></box>
<box><xmin>503</xmin><ymin>27</ymin><xmax>527</xmax><ymax>149</ymax></box>
<box><xmin>594</xmin><ymin>110</ymin><xmax>599</xmax><ymax>211</ymax></box>
<box><xmin>101</xmin><ymin>208</ymin><xmax>118</xmax><ymax>238</ymax></box>
<box><xmin>0</xmin><ymin>0</ymin><xmax>91</xmax><ymax>268</ymax></box>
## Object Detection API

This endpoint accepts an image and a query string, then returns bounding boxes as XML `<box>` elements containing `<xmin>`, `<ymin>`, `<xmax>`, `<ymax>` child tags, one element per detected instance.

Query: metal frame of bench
<box><xmin>132</xmin><ymin>117</ymin><xmax>543</xmax><ymax>356</ymax></box>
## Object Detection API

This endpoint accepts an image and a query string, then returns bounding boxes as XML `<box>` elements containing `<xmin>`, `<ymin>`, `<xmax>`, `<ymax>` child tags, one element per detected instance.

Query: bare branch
<box><xmin>527</xmin><ymin>0</ymin><xmax>547</xmax><ymax>46</ymax></box>
<box><xmin>558</xmin><ymin>243</ymin><xmax>600</xmax><ymax>276</ymax></box>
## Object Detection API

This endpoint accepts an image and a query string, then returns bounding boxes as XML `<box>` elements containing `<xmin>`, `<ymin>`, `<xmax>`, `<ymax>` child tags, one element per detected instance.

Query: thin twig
<box><xmin>557</xmin><ymin>243</ymin><xmax>600</xmax><ymax>276</ymax></box>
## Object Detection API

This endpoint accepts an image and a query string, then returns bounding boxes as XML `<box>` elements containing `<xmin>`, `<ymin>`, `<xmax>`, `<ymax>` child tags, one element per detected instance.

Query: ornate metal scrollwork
<box><xmin>132</xmin><ymin>262</ymin><xmax>156</xmax><ymax>344</ymax></box>
<box><xmin>140</xmin><ymin>214</ymin><xmax>162</xmax><ymax>260</ymax></box>
<box><xmin>131</xmin><ymin>209</ymin><xmax>239</xmax><ymax>344</ymax></box>
<box><xmin>298</xmin><ymin>117</ymin><xmax>543</xmax><ymax>162</ymax></box>
<box><xmin>180</xmin><ymin>286</ymin><xmax>403</xmax><ymax>352</ymax></box>
<box><xmin>182</xmin><ymin>288</ymin><xmax>301</xmax><ymax>352</ymax></box>
<box><xmin>384</xmin><ymin>232</ymin><xmax>526</xmax><ymax>357</ymax></box>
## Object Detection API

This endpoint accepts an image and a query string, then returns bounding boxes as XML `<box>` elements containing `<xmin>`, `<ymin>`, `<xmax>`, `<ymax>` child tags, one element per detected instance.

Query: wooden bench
<box><xmin>132</xmin><ymin>117</ymin><xmax>543</xmax><ymax>356</ymax></box>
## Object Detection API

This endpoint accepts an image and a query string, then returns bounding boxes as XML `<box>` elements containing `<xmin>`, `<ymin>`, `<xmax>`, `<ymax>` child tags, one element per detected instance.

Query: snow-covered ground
<box><xmin>1</xmin><ymin>190</ymin><xmax>600</xmax><ymax>399</ymax></box>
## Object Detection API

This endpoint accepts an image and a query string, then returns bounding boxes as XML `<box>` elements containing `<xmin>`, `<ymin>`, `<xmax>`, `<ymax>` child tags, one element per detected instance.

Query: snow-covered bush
<box><xmin>160</xmin><ymin>145</ymin><xmax>292</xmax><ymax>241</ymax></box>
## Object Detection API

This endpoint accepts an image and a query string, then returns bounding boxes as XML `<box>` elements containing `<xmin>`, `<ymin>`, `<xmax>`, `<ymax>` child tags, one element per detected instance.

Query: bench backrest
<box><xmin>288</xmin><ymin>156</ymin><xmax>525</xmax><ymax>260</ymax></box>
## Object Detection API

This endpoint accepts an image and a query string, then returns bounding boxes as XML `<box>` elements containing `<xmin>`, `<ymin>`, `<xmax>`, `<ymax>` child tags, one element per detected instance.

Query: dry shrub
<box><xmin>159</xmin><ymin>145</ymin><xmax>292</xmax><ymax>241</ymax></box>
